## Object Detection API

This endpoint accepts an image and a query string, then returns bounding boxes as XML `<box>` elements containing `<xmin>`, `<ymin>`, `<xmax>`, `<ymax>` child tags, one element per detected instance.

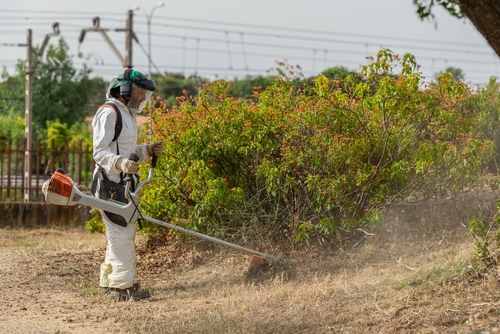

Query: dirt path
<box><xmin>2</xmin><ymin>194</ymin><xmax>500</xmax><ymax>333</ymax></box>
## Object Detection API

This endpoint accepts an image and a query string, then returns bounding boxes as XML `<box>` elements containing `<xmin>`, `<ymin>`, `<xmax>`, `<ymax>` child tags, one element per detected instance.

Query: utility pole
<box><xmin>24</xmin><ymin>29</ymin><xmax>32</xmax><ymax>203</ymax></box>
<box><xmin>23</xmin><ymin>23</ymin><xmax>60</xmax><ymax>202</ymax></box>
<box><xmin>125</xmin><ymin>10</ymin><xmax>134</xmax><ymax>69</ymax></box>
<box><xmin>133</xmin><ymin>3</ymin><xmax>165</xmax><ymax>144</ymax></box>
<box><xmin>78</xmin><ymin>11</ymin><xmax>138</xmax><ymax>69</ymax></box>
<box><xmin>133</xmin><ymin>2</ymin><xmax>165</xmax><ymax>78</ymax></box>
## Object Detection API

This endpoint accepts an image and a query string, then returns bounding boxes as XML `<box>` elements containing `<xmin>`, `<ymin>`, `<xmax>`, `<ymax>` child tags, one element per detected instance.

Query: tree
<box><xmin>154</xmin><ymin>72</ymin><xmax>276</xmax><ymax>108</ymax></box>
<box><xmin>153</xmin><ymin>72</ymin><xmax>207</xmax><ymax>109</ymax></box>
<box><xmin>413</xmin><ymin>0</ymin><xmax>464</xmax><ymax>20</ymax></box>
<box><xmin>413</xmin><ymin>0</ymin><xmax>500</xmax><ymax>59</ymax></box>
<box><xmin>321</xmin><ymin>66</ymin><xmax>356</xmax><ymax>80</ymax></box>
<box><xmin>227</xmin><ymin>75</ymin><xmax>275</xmax><ymax>100</ymax></box>
<box><xmin>435</xmin><ymin>66</ymin><xmax>466</xmax><ymax>81</ymax></box>
<box><xmin>0</xmin><ymin>38</ymin><xmax>102</xmax><ymax>140</ymax></box>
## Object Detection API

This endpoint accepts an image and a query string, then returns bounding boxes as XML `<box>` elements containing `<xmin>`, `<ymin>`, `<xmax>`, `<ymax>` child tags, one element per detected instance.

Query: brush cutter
<box><xmin>42</xmin><ymin>154</ymin><xmax>279</xmax><ymax>265</ymax></box>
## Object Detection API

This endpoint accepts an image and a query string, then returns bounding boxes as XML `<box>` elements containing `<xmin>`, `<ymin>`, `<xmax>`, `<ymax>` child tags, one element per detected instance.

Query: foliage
<box><xmin>0</xmin><ymin>38</ymin><xmax>102</xmax><ymax>139</ymax></box>
<box><xmin>469</xmin><ymin>207</ymin><xmax>500</xmax><ymax>273</ymax></box>
<box><xmin>0</xmin><ymin>108</ymin><xmax>25</xmax><ymax>143</ymax></box>
<box><xmin>85</xmin><ymin>209</ymin><xmax>106</xmax><ymax>234</ymax></box>
<box><xmin>413</xmin><ymin>0</ymin><xmax>464</xmax><ymax>20</ymax></box>
<box><xmin>68</xmin><ymin>122</ymin><xmax>93</xmax><ymax>150</ymax></box>
<box><xmin>139</xmin><ymin>49</ymin><xmax>493</xmax><ymax>243</ymax></box>
<box><xmin>153</xmin><ymin>72</ymin><xmax>206</xmax><ymax>109</ymax></box>
<box><xmin>153</xmin><ymin>67</ymin><xmax>353</xmax><ymax>111</ymax></box>
<box><xmin>470</xmin><ymin>77</ymin><xmax>500</xmax><ymax>175</ymax></box>
<box><xmin>320</xmin><ymin>66</ymin><xmax>357</xmax><ymax>80</ymax></box>
<box><xmin>434</xmin><ymin>66</ymin><xmax>465</xmax><ymax>81</ymax></box>
<box><xmin>227</xmin><ymin>75</ymin><xmax>276</xmax><ymax>100</ymax></box>
<box><xmin>46</xmin><ymin>120</ymin><xmax>69</xmax><ymax>149</ymax></box>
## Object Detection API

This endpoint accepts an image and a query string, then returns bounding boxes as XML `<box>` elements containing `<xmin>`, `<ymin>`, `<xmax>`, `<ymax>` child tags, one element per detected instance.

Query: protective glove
<box><xmin>117</xmin><ymin>157</ymin><xmax>139</xmax><ymax>174</ymax></box>
<box><xmin>147</xmin><ymin>141</ymin><xmax>163</xmax><ymax>157</ymax></box>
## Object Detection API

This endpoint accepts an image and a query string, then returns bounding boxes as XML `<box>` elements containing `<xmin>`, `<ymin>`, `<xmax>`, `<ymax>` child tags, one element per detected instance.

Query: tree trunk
<box><xmin>456</xmin><ymin>0</ymin><xmax>500</xmax><ymax>58</ymax></box>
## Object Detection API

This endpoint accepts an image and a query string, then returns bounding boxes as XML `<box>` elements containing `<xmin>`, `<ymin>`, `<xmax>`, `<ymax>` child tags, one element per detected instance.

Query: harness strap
<box><xmin>90</xmin><ymin>102</ymin><xmax>125</xmax><ymax>194</ymax></box>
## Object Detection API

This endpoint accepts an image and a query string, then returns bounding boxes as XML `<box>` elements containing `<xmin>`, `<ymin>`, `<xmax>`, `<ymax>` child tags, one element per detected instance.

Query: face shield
<box><xmin>106</xmin><ymin>70</ymin><xmax>156</xmax><ymax>112</ymax></box>
<box><xmin>127</xmin><ymin>83</ymin><xmax>154</xmax><ymax>114</ymax></box>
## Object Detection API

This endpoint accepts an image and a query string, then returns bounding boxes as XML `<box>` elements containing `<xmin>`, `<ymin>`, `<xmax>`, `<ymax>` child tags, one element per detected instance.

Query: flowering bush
<box><xmin>139</xmin><ymin>50</ymin><xmax>493</xmax><ymax>243</ymax></box>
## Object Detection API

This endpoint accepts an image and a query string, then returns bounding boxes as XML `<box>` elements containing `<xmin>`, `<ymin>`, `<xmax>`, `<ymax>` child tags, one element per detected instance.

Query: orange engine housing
<box><xmin>48</xmin><ymin>168</ymin><xmax>75</xmax><ymax>198</ymax></box>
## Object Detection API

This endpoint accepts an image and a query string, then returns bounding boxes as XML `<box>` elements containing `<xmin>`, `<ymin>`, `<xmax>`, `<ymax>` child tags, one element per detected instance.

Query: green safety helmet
<box><xmin>111</xmin><ymin>69</ymin><xmax>156</xmax><ymax>99</ymax></box>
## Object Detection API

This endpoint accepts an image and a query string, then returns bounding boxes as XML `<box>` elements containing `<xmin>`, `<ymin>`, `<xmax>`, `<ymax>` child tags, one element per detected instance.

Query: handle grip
<box><xmin>126</xmin><ymin>153</ymin><xmax>140</xmax><ymax>180</ymax></box>
<box><xmin>151</xmin><ymin>155</ymin><xmax>157</xmax><ymax>168</ymax></box>
<box><xmin>129</xmin><ymin>153</ymin><xmax>140</xmax><ymax>162</ymax></box>
<box><xmin>124</xmin><ymin>153</ymin><xmax>140</xmax><ymax>195</ymax></box>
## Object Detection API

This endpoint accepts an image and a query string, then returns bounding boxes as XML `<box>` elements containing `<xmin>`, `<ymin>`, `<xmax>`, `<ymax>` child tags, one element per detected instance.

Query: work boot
<box><xmin>101</xmin><ymin>283</ymin><xmax>140</xmax><ymax>295</ymax></box>
<box><xmin>109</xmin><ymin>286</ymin><xmax>151</xmax><ymax>301</ymax></box>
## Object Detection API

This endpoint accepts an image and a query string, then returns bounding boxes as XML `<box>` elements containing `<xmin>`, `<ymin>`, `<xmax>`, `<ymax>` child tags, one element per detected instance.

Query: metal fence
<box><xmin>0</xmin><ymin>139</ymin><xmax>94</xmax><ymax>202</ymax></box>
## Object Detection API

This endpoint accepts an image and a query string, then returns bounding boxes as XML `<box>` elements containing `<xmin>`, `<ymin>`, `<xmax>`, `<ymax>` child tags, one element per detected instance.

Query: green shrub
<box><xmin>139</xmin><ymin>50</ymin><xmax>493</xmax><ymax>244</ymax></box>
<box><xmin>85</xmin><ymin>209</ymin><xmax>105</xmax><ymax>234</ymax></box>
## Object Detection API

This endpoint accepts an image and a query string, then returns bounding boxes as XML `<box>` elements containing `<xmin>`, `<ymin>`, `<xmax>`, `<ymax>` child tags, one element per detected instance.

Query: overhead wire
<box><xmin>1</xmin><ymin>11</ymin><xmax>490</xmax><ymax>54</ymax></box>
<box><xmin>0</xmin><ymin>10</ymin><xmax>497</xmax><ymax>83</ymax></box>
<box><xmin>135</xmin><ymin>12</ymin><xmax>489</xmax><ymax>48</ymax></box>
<box><xmin>2</xmin><ymin>9</ymin><xmax>486</xmax><ymax>47</ymax></box>
<box><xmin>146</xmin><ymin>21</ymin><xmax>491</xmax><ymax>57</ymax></box>
<box><xmin>3</xmin><ymin>36</ymin><xmax>498</xmax><ymax>77</ymax></box>
<box><xmin>126</xmin><ymin>30</ymin><xmax>495</xmax><ymax>66</ymax></box>
<box><xmin>133</xmin><ymin>39</ymin><xmax>161</xmax><ymax>74</ymax></box>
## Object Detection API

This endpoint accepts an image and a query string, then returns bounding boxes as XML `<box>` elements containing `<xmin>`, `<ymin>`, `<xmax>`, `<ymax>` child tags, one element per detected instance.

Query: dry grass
<box><xmin>2</xmin><ymin>196</ymin><xmax>500</xmax><ymax>333</ymax></box>
<box><xmin>0</xmin><ymin>227</ymin><xmax>107</xmax><ymax>252</ymax></box>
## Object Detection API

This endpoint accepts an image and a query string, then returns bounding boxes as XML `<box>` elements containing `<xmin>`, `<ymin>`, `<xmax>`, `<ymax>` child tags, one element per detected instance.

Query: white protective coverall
<box><xmin>92</xmin><ymin>96</ymin><xmax>151</xmax><ymax>290</ymax></box>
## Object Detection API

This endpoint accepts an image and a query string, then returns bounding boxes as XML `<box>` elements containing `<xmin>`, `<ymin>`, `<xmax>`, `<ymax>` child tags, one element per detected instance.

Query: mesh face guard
<box><xmin>128</xmin><ymin>83</ymin><xmax>154</xmax><ymax>113</ymax></box>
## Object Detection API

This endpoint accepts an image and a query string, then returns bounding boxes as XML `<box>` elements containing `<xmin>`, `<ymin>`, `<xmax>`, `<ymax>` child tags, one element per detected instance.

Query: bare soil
<box><xmin>2</xmin><ymin>194</ymin><xmax>500</xmax><ymax>333</ymax></box>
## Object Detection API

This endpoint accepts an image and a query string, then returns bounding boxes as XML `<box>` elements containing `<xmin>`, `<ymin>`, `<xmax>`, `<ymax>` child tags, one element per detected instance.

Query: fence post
<box><xmin>35</xmin><ymin>139</ymin><xmax>41</xmax><ymax>198</ymax></box>
<box><xmin>64</xmin><ymin>138</ymin><xmax>69</xmax><ymax>173</ymax></box>
<box><xmin>50</xmin><ymin>139</ymin><xmax>55</xmax><ymax>173</ymax></box>
<box><xmin>7</xmin><ymin>139</ymin><xmax>12</xmax><ymax>198</ymax></box>
<box><xmin>0</xmin><ymin>141</ymin><xmax>3</xmax><ymax>201</ymax></box>
<box><xmin>78</xmin><ymin>140</ymin><xmax>83</xmax><ymax>184</ymax></box>
<box><xmin>19</xmin><ymin>139</ymin><xmax>23</xmax><ymax>200</ymax></box>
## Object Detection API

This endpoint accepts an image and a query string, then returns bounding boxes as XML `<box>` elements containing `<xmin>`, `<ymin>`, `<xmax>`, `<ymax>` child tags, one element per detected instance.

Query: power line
<box><xmin>0</xmin><ymin>13</ymin><xmax>492</xmax><ymax>59</ymax></box>
<box><xmin>142</xmin><ymin>40</ymin><xmax>500</xmax><ymax>67</ymax></box>
<box><xmin>0</xmin><ymin>9</ymin><xmax>496</xmax><ymax>83</ymax></box>
<box><xmin>150</xmin><ymin>14</ymin><xmax>489</xmax><ymax>48</ymax></box>
<box><xmin>0</xmin><ymin>11</ymin><xmax>489</xmax><ymax>49</ymax></box>
<box><xmin>2</xmin><ymin>40</ymin><xmax>498</xmax><ymax>81</ymax></box>
<box><xmin>0</xmin><ymin>9</ymin><xmax>123</xmax><ymax>16</ymax></box>
<box><xmin>104</xmin><ymin>28</ymin><xmax>492</xmax><ymax>66</ymax></box>
<box><xmin>147</xmin><ymin>22</ymin><xmax>490</xmax><ymax>56</ymax></box>
<box><xmin>27</xmin><ymin>27</ymin><xmax>490</xmax><ymax>63</ymax></box>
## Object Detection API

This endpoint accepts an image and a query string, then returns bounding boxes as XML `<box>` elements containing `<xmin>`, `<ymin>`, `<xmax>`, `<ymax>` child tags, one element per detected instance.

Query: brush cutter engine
<box><xmin>42</xmin><ymin>168</ymin><xmax>141</xmax><ymax>223</ymax></box>
<box><xmin>42</xmin><ymin>168</ymin><xmax>78</xmax><ymax>206</ymax></box>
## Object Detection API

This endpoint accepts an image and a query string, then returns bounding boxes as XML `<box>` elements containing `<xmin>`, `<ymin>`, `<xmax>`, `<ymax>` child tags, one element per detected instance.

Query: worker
<box><xmin>91</xmin><ymin>69</ymin><xmax>163</xmax><ymax>301</ymax></box>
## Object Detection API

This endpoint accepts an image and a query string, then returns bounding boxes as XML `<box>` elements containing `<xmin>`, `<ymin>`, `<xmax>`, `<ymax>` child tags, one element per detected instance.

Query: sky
<box><xmin>0</xmin><ymin>0</ymin><xmax>497</xmax><ymax>86</ymax></box>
